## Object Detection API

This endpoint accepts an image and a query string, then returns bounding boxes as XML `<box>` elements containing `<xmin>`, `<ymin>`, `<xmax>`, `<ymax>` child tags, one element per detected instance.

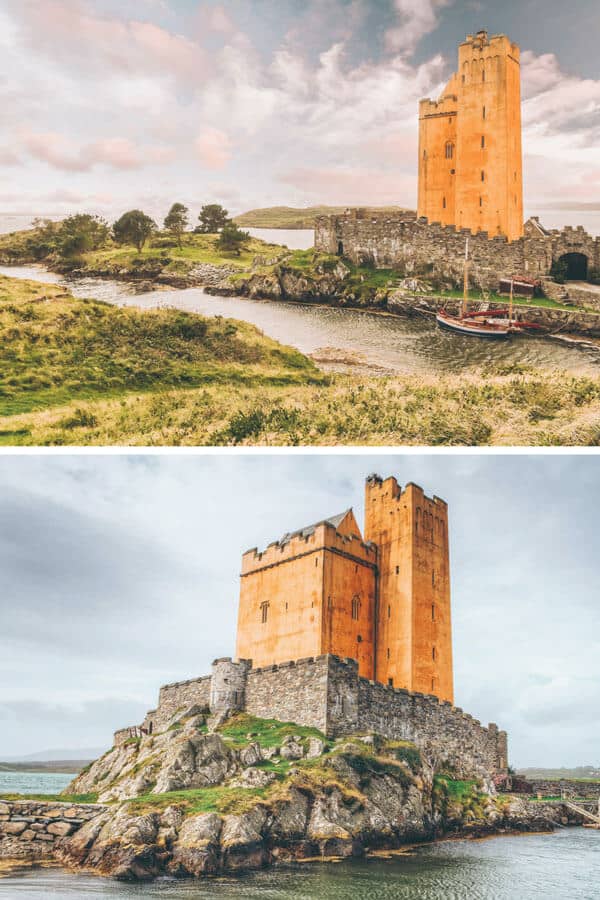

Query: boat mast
<box><xmin>462</xmin><ymin>236</ymin><xmax>469</xmax><ymax>318</ymax></box>
<box><xmin>509</xmin><ymin>276</ymin><xmax>514</xmax><ymax>325</ymax></box>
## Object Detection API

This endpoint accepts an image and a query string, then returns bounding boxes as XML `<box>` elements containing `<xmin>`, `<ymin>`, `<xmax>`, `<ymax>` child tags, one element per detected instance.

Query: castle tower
<box><xmin>236</xmin><ymin>509</ymin><xmax>377</xmax><ymax>679</ymax></box>
<box><xmin>418</xmin><ymin>30</ymin><xmax>523</xmax><ymax>241</ymax></box>
<box><xmin>364</xmin><ymin>476</ymin><xmax>453</xmax><ymax>703</ymax></box>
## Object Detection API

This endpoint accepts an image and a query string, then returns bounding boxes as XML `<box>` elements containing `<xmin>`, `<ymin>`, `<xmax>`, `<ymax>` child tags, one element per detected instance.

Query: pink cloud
<box><xmin>0</xmin><ymin>148</ymin><xmax>21</xmax><ymax>166</ymax></box>
<box><xmin>19</xmin><ymin>128</ymin><xmax>174</xmax><ymax>172</ymax></box>
<box><xmin>195</xmin><ymin>128</ymin><xmax>232</xmax><ymax>170</ymax></box>
<box><xmin>15</xmin><ymin>0</ymin><xmax>204</xmax><ymax>81</ymax></box>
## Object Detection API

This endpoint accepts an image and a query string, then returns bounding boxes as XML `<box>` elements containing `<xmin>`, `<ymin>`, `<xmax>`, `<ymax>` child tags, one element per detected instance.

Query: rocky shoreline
<box><xmin>0</xmin><ymin>713</ymin><xmax>592</xmax><ymax>882</ymax></box>
<box><xmin>4</xmin><ymin>252</ymin><xmax>600</xmax><ymax>340</ymax></box>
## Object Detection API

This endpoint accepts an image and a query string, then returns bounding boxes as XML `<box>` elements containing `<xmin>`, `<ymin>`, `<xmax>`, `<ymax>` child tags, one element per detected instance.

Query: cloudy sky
<box><xmin>1</xmin><ymin>0</ymin><xmax>600</xmax><ymax>228</ymax></box>
<box><xmin>0</xmin><ymin>452</ymin><xmax>598</xmax><ymax>768</ymax></box>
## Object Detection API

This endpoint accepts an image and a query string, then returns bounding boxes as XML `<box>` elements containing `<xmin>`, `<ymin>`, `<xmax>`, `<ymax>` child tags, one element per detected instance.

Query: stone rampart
<box><xmin>115</xmin><ymin>654</ymin><xmax>507</xmax><ymax>779</ymax></box>
<box><xmin>315</xmin><ymin>212</ymin><xmax>600</xmax><ymax>296</ymax></box>
<box><xmin>146</xmin><ymin>674</ymin><xmax>211</xmax><ymax>732</ymax></box>
<box><xmin>325</xmin><ymin>656</ymin><xmax>505</xmax><ymax>778</ymax></box>
<box><xmin>245</xmin><ymin>656</ymin><xmax>330</xmax><ymax>733</ymax></box>
<box><xmin>0</xmin><ymin>800</ymin><xmax>107</xmax><ymax>860</ymax></box>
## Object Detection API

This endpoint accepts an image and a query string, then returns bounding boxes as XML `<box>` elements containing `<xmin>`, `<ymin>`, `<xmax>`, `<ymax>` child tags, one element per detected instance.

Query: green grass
<box><xmin>0</xmin><ymin>792</ymin><xmax>98</xmax><ymax>803</ymax></box>
<box><xmin>218</xmin><ymin>713</ymin><xmax>331</xmax><ymax>751</ymax></box>
<box><xmin>434</xmin><ymin>776</ymin><xmax>477</xmax><ymax>801</ymax></box>
<box><xmin>126</xmin><ymin>785</ymin><xmax>268</xmax><ymax>817</ymax></box>
<box><xmin>0</xmin><ymin>274</ymin><xmax>324</xmax><ymax>423</ymax></box>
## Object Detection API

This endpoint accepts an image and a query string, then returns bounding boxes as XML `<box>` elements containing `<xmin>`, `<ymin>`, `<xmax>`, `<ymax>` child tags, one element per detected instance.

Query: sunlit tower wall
<box><xmin>418</xmin><ymin>30</ymin><xmax>524</xmax><ymax>242</ymax></box>
<box><xmin>364</xmin><ymin>476</ymin><xmax>454</xmax><ymax>703</ymax></box>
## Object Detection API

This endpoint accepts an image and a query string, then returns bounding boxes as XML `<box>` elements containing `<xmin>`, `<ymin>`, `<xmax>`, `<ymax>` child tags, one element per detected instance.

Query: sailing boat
<box><xmin>436</xmin><ymin>237</ymin><xmax>512</xmax><ymax>338</ymax></box>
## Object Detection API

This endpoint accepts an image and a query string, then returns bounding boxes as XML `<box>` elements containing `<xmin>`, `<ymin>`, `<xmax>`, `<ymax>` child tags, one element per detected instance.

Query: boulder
<box><xmin>170</xmin><ymin>813</ymin><xmax>222</xmax><ymax>876</ymax></box>
<box><xmin>305</xmin><ymin>737</ymin><xmax>326</xmax><ymax>759</ymax></box>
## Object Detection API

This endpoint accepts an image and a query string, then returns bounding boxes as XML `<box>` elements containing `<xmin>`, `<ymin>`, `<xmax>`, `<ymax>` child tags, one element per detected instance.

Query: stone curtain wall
<box><xmin>315</xmin><ymin>212</ymin><xmax>600</xmax><ymax>294</ymax></box>
<box><xmin>0</xmin><ymin>800</ymin><xmax>107</xmax><ymax>860</ymax></box>
<box><xmin>146</xmin><ymin>675</ymin><xmax>211</xmax><ymax>731</ymax></box>
<box><xmin>118</xmin><ymin>654</ymin><xmax>506</xmax><ymax>779</ymax></box>
<box><xmin>325</xmin><ymin>656</ymin><xmax>506</xmax><ymax>778</ymax></box>
<box><xmin>245</xmin><ymin>657</ymin><xmax>330</xmax><ymax>733</ymax></box>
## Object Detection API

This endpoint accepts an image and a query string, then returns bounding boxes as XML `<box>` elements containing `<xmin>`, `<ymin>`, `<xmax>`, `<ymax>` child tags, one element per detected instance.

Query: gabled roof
<box><xmin>279</xmin><ymin>508</ymin><xmax>359</xmax><ymax>545</ymax></box>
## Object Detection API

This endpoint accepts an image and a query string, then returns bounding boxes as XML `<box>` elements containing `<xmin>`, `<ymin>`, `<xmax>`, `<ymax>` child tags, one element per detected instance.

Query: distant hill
<box><xmin>2</xmin><ymin>747</ymin><xmax>107</xmax><ymax>763</ymax></box>
<box><xmin>234</xmin><ymin>206</ymin><xmax>413</xmax><ymax>230</ymax></box>
<box><xmin>517</xmin><ymin>766</ymin><xmax>600</xmax><ymax>780</ymax></box>
<box><xmin>0</xmin><ymin>760</ymin><xmax>94</xmax><ymax>774</ymax></box>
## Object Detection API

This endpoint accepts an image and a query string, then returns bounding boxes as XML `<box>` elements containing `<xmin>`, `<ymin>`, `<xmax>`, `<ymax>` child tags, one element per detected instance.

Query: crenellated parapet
<box><xmin>109</xmin><ymin>653</ymin><xmax>507</xmax><ymax>778</ymax></box>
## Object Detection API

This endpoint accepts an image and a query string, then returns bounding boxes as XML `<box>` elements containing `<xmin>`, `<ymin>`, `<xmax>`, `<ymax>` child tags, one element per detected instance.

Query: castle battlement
<box><xmin>115</xmin><ymin>653</ymin><xmax>508</xmax><ymax>780</ymax></box>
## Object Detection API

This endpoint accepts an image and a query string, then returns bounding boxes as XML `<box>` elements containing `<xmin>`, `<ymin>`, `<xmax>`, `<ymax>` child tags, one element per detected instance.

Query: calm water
<box><xmin>2</xmin><ymin>264</ymin><xmax>600</xmax><ymax>377</ymax></box>
<box><xmin>0</xmin><ymin>829</ymin><xmax>598</xmax><ymax>899</ymax></box>
<box><xmin>0</xmin><ymin>771</ymin><xmax>74</xmax><ymax>795</ymax></box>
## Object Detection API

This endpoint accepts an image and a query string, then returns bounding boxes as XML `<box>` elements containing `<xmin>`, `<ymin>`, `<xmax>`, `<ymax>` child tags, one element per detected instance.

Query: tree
<box><xmin>163</xmin><ymin>202</ymin><xmax>189</xmax><ymax>246</ymax></box>
<box><xmin>196</xmin><ymin>204</ymin><xmax>230</xmax><ymax>234</ymax></box>
<box><xmin>217</xmin><ymin>222</ymin><xmax>250</xmax><ymax>255</ymax></box>
<box><xmin>112</xmin><ymin>210</ymin><xmax>157</xmax><ymax>253</ymax></box>
<box><xmin>56</xmin><ymin>214</ymin><xmax>109</xmax><ymax>258</ymax></box>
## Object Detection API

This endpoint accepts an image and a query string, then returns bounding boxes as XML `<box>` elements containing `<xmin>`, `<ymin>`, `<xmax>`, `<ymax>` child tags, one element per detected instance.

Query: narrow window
<box><xmin>432</xmin><ymin>646</ymin><xmax>437</xmax><ymax>661</ymax></box>
<box><xmin>388</xmin><ymin>604</ymin><xmax>391</xmax><ymax>618</ymax></box>
<box><xmin>432</xmin><ymin>603</ymin><xmax>436</xmax><ymax>621</ymax></box>
<box><xmin>387</xmin><ymin>647</ymin><xmax>390</xmax><ymax>660</ymax></box>
<box><xmin>445</xmin><ymin>142</ymin><xmax>454</xmax><ymax>160</ymax></box>
<box><xmin>482</xmin><ymin>69</ymin><xmax>486</xmax><ymax>83</ymax></box>
<box><xmin>462</xmin><ymin>74</ymin><xmax>465</xmax><ymax>84</ymax></box>
<box><xmin>260</xmin><ymin>602</ymin><xmax>269</xmax><ymax>624</ymax></box>
<box><xmin>423</xmin><ymin>149</ymin><xmax>427</xmax><ymax>160</ymax></box>
<box><xmin>432</xmin><ymin>570</ymin><xmax>435</xmax><ymax>587</ymax></box>
<box><xmin>395</xmin><ymin>565</ymin><xmax>400</xmax><ymax>575</ymax></box>
<box><xmin>285</xmin><ymin>601</ymin><xmax>288</xmax><ymax>611</ymax></box>
<box><xmin>442</xmin><ymin>196</ymin><xmax>447</xmax><ymax>210</ymax></box>
<box><xmin>351</xmin><ymin>595</ymin><xmax>361</xmax><ymax>621</ymax></box>
<box><xmin>481</xmin><ymin>170</ymin><xmax>485</xmax><ymax>182</ymax></box>
<box><xmin>432</xmin><ymin>678</ymin><xmax>435</xmax><ymax>691</ymax></box>
<box><xmin>481</xmin><ymin>135</ymin><xmax>485</xmax><ymax>149</ymax></box>
<box><xmin>479</xmin><ymin>197</ymin><xmax>483</xmax><ymax>207</ymax></box>
<box><xmin>315</xmin><ymin>557</ymin><xmax>318</xmax><ymax>566</ymax></box>
<box><xmin>483</xmin><ymin>105</ymin><xmax>486</xmax><ymax>119</ymax></box>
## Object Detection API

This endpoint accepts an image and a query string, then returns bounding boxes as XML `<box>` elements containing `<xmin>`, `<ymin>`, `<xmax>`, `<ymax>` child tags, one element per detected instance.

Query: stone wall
<box><xmin>314</xmin><ymin>211</ymin><xmax>600</xmax><ymax>296</ymax></box>
<box><xmin>325</xmin><ymin>656</ymin><xmax>505</xmax><ymax>778</ymax></box>
<box><xmin>0</xmin><ymin>800</ymin><xmax>107</xmax><ymax>859</ymax></box>
<box><xmin>527</xmin><ymin>779</ymin><xmax>600</xmax><ymax>800</ymax></box>
<box><xmin>116</xmin><ymin>654</ymin><xmax>507</xmax><ymax>779</ymax></box>
<box><xmin>245</xmin><ymin>656</ymin><xmax>330</xmax><ymax>733</ymax></box>
<box><xmin>145</xmin><ymin>675</ymin><xmax>211</xmax><ymax>732</ymax></box>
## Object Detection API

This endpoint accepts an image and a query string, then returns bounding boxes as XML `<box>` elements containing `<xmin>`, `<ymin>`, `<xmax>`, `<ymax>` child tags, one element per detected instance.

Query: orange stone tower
<box><xmin>364</xmin><ymin>476</ymin><xmax>453</xmax><ymax>703</ymax></box>
<box><xmin>235</xmin><ymin>475</ymin><xmax>454</xmax><ymax>703</ymax></box>
<box><xmin>417</xmin><ymin>30</ymin><xmax>523</xmax><ymax>242</ymax></box>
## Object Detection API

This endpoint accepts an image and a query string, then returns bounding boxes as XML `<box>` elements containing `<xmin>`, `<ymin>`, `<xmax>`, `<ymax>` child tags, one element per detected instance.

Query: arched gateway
<box><xmin>557</xmin><ymin>252</ymin><xmax>589</xmax><ymax>281</ymax></box>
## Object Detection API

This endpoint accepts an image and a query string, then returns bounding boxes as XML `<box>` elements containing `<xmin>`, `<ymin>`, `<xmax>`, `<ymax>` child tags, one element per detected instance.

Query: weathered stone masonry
<box><xmin>118</xmin><ymin>655</ymin><xmax>507</xmax><ymax>780</ymax></box>
<box><xmin>0</xmin><ymin>800</ymin><xmax>108</xmax><ymax>859</ymax></box>
<box><xmin>315</xmin><ymin>211</ymin><xmax>600</xmax><ymax>299</ymax></box>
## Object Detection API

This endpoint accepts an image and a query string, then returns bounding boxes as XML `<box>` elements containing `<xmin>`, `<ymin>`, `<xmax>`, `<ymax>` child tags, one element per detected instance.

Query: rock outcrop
<box><xmin>2</xmin><ymin>714</ymin><xmax>592</xmax><ymax>881</ymax></box>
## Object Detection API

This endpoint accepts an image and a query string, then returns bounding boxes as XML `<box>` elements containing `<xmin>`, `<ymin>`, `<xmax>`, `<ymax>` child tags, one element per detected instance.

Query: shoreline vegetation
<box><xmin>2</xmin><ymin>216</ymin><xmax>600</xmax><ymax>446</ymax></box>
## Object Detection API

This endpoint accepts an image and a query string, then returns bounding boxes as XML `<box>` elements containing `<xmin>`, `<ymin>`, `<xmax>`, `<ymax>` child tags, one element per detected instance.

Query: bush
<box><xmin>550</xmin><ymin>258</ymin><xmax>568</xmax><ymax>284</ymax></box>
